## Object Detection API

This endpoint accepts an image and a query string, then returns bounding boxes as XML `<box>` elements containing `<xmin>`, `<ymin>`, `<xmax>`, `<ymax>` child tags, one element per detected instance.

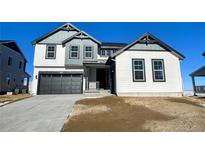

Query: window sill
<box><xmin>45</xmin><ymin>57</ymin><xmax>56</xmax><ymax>59</ymax></box>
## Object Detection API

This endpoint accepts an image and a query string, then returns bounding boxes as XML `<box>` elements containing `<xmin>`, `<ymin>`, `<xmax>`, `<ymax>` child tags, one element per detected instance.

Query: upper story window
<box><xmin>8</xmin><ymin>56</ymin><xmax>12</xmax><ymax>66</ymax></box>
<box><xmin>100</xmin><ymin>49</ymin><xmax>114</xmax><ymax>57</ymax></box>
<box><xmin>19</xmin><ymin>61</ymin><xmax>22</xmax><ymax>69</ymax></box>
<box><xmin>132</xmin><ymin>59</ymin><xmax>146</xmax><ymax>82</ymax></box>
<box><xmin>70</xmin><ymin>45</ymin><xmax>79</xmax><ymax>59</ymax></box>
<box><xmin>107</xmin><ymin>50</ymin><xmax>111</xmax><ymax>56</ymax></box>
<box><xmin>113</xmin><ymin>49</ymin><xmax>117</xmax><ymax>54</ymax></box>
<box><xmin>84</xmin><ymin>46</ymin><xmax>93</xmax><ymax>59</ymax></box>
<box><xmin>101</xmin><ymin>49</ymin><xmax>106</xmax><ymax>56</ymax></box>
<box><xmin>152</xmin><ymin>59</ymin><xmax>165</xmax><ymax>82</ymax></box>
<box><xmin>46</xmin><ymin>45</ymin><xmax>56</xmax><ymax>59</ymax></box>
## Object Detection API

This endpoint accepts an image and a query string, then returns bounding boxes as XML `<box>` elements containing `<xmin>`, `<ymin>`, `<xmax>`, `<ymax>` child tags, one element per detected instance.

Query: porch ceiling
<box><xmin>84</xmin><ymin>63</ymin><xmax>110</xmax><ymax>68</ymax></box>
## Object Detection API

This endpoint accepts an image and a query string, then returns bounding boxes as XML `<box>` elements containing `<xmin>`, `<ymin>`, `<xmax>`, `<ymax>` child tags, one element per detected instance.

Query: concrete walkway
<box><xmin>0</xmin><ymin>95</ymin><xmax>84</xmax><ymax>132</ymax></box>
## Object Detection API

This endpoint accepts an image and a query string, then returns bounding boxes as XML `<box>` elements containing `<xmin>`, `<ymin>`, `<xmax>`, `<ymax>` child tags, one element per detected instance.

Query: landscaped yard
<box><xmin>62</xmin><ymin>96</ymin><xmax>205</xmax><ymax>132</ymax></box>
<box><xmin>0</xmin><ymin>94</ymin><xmax>32</xmax><ymax>106</ymax></box>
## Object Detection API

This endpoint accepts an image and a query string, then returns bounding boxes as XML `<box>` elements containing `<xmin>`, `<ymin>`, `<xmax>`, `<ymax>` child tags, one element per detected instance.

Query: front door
<box><xmin>96</xmin><ymin>69</ymin><xmax>107</xmax><ymax>89</ymax></box>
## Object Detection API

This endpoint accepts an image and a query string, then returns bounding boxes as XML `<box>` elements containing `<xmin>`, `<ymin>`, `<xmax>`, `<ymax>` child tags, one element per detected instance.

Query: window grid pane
<box><xmin>70</xmin><ymin>46</ymin><xmax>79</xmax><ymax>58</ymax></box>
<box><xmin>133</xmin><ymin>59</ymin><xmax>145</xmax><ymax>81</ymax></box>
<box><xmin>71</xmin><ymin>51</ymin><xmax>78</xmax><ymax>58</ymax></box>
<box><xmin>154</xmin><ymin>70</ymin><xmax>164</xmax><ymax>80</ymax></box>
<box><xmin>71</xmin><ymin>46</ymin><xmax>78</xmax><ymax>51</ymax></box>
<box><xmin>153</xmin><ymin>60</ymin><xmax>165</xmax><ymax>81</ymax></box>
<box><xmin>85</xmin><ymin>52</ymin><xmax>92</xmax><ymax>58</ymax></box>
<box><xmin>84</xmin><ymin>46</ymin><xmax>93</xmax><ymax>58</ymax></box>
<box><xmin>85</xmin><ymin>46</ymin><xmax>92</xmax><ymax>51</ymax></box>
<box><xmin>47</xmin><ymin>45</ymin><xmax>56</xmax><ymax>58</ymax></box>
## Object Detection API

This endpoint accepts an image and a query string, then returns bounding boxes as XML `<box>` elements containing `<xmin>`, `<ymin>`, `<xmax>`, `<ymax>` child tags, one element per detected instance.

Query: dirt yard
<box><xmin>0</xmin><ymin>94</ymin><xmax>31</xmax><ymax>105</ymax></box>
<box><xmin>62</xmin><ymin>96</ymin><xmax>205</xmax><ymax>132</ymax></box>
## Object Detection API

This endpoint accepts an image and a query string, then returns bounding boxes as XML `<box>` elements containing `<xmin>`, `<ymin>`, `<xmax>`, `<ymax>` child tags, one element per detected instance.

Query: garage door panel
<box><xmin>38</xmin><ymin>73</ymin><xmax>82</xmax><ymax>94</ymax></box>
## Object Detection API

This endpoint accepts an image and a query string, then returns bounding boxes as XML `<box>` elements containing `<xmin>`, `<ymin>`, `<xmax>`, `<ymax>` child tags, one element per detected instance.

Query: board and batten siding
<box><xmin>129</xmin><ymin>43</ymin><xmax>166</xmax><ymax>51</ymax></box>
<box><xmin>65</xmin><ymin>39</ymin><xmax>98</xmax><ymax>66</ymax></box>
<box><xmin>115</xmin><ymin>50</ymin><xmax>183</xmax><ymax>96</ymax></box>
<box><xmin>39</xmin><ymin>30</ymin><xmax>78</xmax><ymax>44</ymax></box>
<box><xmin>0</xmin><ymin>50</ymin><xmax>2</xmax><ymax>91</ymax></box>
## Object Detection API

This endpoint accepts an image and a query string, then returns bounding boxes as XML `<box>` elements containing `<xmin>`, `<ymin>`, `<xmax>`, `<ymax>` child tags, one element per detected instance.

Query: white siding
<box><xmin>32</xmin><ymin>67</ymin><xmax>84</xmax><ymax>95</ymax></box>
<box><xmin>34</xmin><ymin>44</ymin><xmax>65</xmax><ymax>67</ymax></box>
<box><xmin>115</xmin><ymin>50</ymin><xmax>183</xmax><ymax>96</ymax></box>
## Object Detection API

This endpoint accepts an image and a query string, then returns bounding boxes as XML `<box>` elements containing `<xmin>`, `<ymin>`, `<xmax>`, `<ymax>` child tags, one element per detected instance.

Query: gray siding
<box><xmin>129</xmin><ymin>43</ymin><xmax>166</xmax><ymax>51</ymax></box>
<box><xmin>65</xmin><ymin>39</ymin><xmax>98</xmax><ymax>66</ymax></box>
<box><xmin>0</xmin><ymin>47</ymin><xmax>2</xmax><ymax>91</ymax></box>
<box><xmin>0</xmin><ymin>45</ymin><xmax>27</xmax><ymax>92</ymax></box>
<box><xmin>39</xmin><ymin>30</ymin><xmax>78</xmax><ymax>44</ymax></box>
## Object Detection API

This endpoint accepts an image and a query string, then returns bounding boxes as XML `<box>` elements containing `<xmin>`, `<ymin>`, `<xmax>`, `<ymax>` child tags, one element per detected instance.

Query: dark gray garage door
<box><xmin>38</xmin><ymin>73</ymin><xmax>82</xmax><ymax>94</ymax></box>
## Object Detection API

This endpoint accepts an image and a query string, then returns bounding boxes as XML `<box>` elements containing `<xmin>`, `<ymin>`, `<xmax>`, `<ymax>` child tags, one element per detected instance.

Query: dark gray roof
<box><xmin>0</xmin><ymin>40</ymin><xmax>13</xmax><ymax>43</ymax></box>
<box><xmin>190</xmin><ymin>66</ymin><xmax>205</xmax><ymax>76</ymax></box>
<box><xmin>0</xmin><ymin>40</ymin><xmax>27</xmax><ymax>62</ymax></box>
<box><xmin>32</xmin><ymin>23</ymin><xmax>81</xmax><ymax>45</ymax></box>
<box><xmin>25</xmin><ymin>72</ymin><xmax>31</xmax><ymax>77</ymax></box>
<box><xmin>111</xmin><ymin>32</ymin><xmax>185</xmax><ymax>60</ymax></box>
<box><xmin>101</xmin><ymin>42</ymin><xmax>128</xmax><ymax>47</ymax></box>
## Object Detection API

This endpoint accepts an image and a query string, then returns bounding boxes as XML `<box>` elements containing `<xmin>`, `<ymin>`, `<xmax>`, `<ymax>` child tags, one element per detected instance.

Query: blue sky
<box><xmin>0</xmin><ymin>22</ymin><xmax>204</xmax><ymax>90</ymax></box>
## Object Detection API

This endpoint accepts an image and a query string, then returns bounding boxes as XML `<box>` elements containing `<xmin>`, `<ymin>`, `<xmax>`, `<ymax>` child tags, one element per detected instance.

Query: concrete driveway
<box><xmin>0</xmin><ymin>95</ymin><xmax>84</xmax><ymax>132</ymax></box>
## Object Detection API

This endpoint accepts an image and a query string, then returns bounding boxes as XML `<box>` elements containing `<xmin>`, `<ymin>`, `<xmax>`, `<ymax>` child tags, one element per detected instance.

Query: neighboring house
<box><xmin>0</xmin><ymin>41</ymin><xmax>30</xmax><ymax>94</ymax></box>
<box><xmin>32</xmin><ymin>23</ymin><xmax>185</xmax><ymax>96</ymax></box>
<box><xmin>190</xmin><ymin>52</ymin><xmax>205</xmax><ymax>96</ymax></box>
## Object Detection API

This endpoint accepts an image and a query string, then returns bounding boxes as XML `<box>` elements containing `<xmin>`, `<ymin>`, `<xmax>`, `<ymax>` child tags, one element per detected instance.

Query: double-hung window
<box><xmin>101</xmin><ymin>49</ymin><xmax>106</xmax><ymax>56</ymax></box>
<box><xmin>70</xmin><ymin>45</ymin><xmax>79</xmax><ymax>59</ymax></box>
<box><xmin>132</xmin><ymin>59</ymin><xmax>145</xmax><ymax>82</ymax></box>
<box><xmin>84</xmin><ymin>46</ymin><xmax>93</xmax><ymax>59</ymax></box>
<box><xmin>152</xmin><ymin>59</ymin><xmax>165</xmax><ymax>82</ymax></box>
<box><xmin>46</xmin><ymin>45</ymin><xmax>56</xmax><ymax>59</ymax></box>
<box><xmin>107</xmin><ymin>50</ymin><xmax>111</xmax><ymax>56</ymax></box>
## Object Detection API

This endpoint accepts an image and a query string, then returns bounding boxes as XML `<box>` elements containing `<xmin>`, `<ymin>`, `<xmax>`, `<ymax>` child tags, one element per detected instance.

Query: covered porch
<box><xmin>84</xmin><ymin>63</ymin><xmax>111</xmax><ymax>93</ymax></box>
<box><xmin>190</xmin><ymin>66</ymin><xmax>205</xmax><ymax>96</ymax></box>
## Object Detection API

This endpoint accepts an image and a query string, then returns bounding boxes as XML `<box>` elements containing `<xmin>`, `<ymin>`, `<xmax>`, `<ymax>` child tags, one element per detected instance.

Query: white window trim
<box><xmin>84</xmin><ymin>46</ymin><xmax>93</xmax><ymax>59</ymax></box>
<box><xmin>46</xmin><ymin>45</ymin><xmax>56</xmax><ymax>59</ymax></box>
<box><xmin>69</xmin><ymin>45</ymin><xmax>80</xmax><ymax>59</ymax></box>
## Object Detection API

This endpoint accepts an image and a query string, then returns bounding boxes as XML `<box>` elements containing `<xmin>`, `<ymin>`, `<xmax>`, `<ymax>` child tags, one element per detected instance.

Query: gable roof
<box><xmin>101</xmin><ymin>42</ymin><xmax>128</xmax><ymax>48</ymax></box>
<box><xmin>0</xmin><ymin>40</ymin><xmax>27</xmax><ymax>62</ymax></box>
<box><xmin>32</xmin><ymin>23</ymin><xmax>81</xmax><ymax>45</ymax></box>
<box><xmin>62</xmin><ymin>31</ymin><xmax>101</xmax><ymax>45</ymax></box>
<box><xmin>111</xmin><ymin>32</ymin><xmax>185</xmax><ymax>60</ymax></box>
<box><xmin>190</xmin><ymin>66</ymin><xmax>205</xmax><ymax>76</ymax></box>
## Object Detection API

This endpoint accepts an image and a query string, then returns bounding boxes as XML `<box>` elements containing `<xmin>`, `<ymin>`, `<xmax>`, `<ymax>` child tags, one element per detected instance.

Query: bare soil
<box><xmin>0</xmin><ymin>94</ymin><xmax>32</xmax><ymax>104</ymax></box>
<box><xmin>61</xmin><ymin>96</ymin><xmax>205</xmax><ymax>132</ymax></box>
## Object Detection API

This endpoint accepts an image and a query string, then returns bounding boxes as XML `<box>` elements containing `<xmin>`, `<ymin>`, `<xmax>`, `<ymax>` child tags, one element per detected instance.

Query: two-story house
<box><xmin>32</xmin><ymin>23</ymin><xmax>185</xmax><ymax>96</ymax></box>
<box><xmin>0</xmin><ymin>40</ymin><xmax>30</xmax><ymax>94</ymax></box>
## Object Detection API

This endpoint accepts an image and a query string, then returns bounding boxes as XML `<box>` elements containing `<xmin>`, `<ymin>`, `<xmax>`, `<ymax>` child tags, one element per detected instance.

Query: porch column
<box><xmin>27</xmin><ymin>77</ymin><xmax>30</xmax><ymax>93</ymax></box>
<box><xmin>191</xmin><ymin>76</ymin><xmax>196</xmax><ymax>96</ymax></box>
<box><xmin>108</xmin><ymin>67</ymin><xmax>111</xmax><ymax>90</ymax></box>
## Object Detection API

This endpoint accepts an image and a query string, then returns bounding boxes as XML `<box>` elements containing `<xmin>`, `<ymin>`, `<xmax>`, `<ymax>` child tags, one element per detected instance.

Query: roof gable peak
<box><xmin>62</xmin><ymin>31</ymin><xmax>101</xmax><ymax>45</ymax></box>
<box><xmin>112</xmin><ymin>32</ymin><xmax>185</xmax><ymax>60</ymax></box>
<box><xmin>32</xmin><ymin>23</ymin><xmax>81</xmax><ymax>45</ymax></box>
